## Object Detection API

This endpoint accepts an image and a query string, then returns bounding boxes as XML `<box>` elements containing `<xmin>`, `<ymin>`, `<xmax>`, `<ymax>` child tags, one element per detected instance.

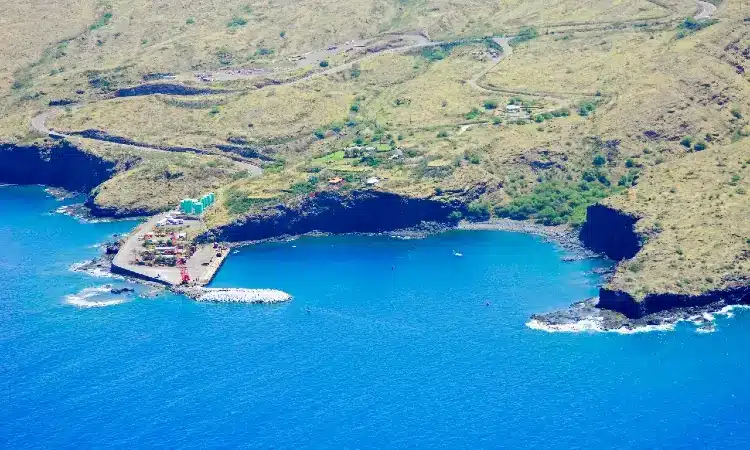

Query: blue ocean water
<box><xmin>2</xmin><ymin>185</ymin><xmax>750</xmax><ymax>448</ymax></box>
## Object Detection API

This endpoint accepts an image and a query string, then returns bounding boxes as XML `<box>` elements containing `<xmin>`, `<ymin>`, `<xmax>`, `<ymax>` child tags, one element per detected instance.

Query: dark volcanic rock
<box><xmin>599</xmin><ymin>285</ymin><xmax>750</xmax><ymax>319</ymax></box>
<box><xmin>0</xmin><ymin>141</ymin><xmax>116</xmax><ymax>192</ymax></box>
<box><xmin>204</xmin><ymin>190</ymin><xmax>463</xmax><ymax>242</ymax></box>
<box><xmin>114</xmin><ymin>83</ymin><xmax>222</xmax><ymax>97</ymax></box>
<box><xmin>579</xmin><ymin>204</ymin><xmax>641</xmax><ymax>261</ymax></box>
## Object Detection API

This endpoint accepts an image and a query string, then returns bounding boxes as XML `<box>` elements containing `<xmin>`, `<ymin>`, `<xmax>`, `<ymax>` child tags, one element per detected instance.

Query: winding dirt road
<box><xmin>30</xmin><ymin>109</ymin><xmax>262</xmax><ymax>176</ymax></box>
<box><xmin>31</xmin><ymin>1</ymin><xmax>718</xmax><ymax>164</ymax></box>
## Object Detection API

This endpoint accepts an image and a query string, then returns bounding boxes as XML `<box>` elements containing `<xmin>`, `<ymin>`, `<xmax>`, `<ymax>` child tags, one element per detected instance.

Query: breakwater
<box><xmin>179</xmin><ymin>287</ymin><xmax>292</xmax><ymax>304</ymax></box>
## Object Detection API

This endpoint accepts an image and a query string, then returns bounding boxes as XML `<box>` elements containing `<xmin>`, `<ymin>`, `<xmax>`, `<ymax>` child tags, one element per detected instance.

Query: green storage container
<box><xmin>180</xmin><ymin>199</ymin><xmax>194</xmax><ymax>214</ymax></box>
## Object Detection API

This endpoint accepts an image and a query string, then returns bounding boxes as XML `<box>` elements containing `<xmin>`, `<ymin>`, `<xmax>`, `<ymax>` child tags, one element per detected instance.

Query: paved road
<box><xmin>30</xmin><ymin>109</ymin><xmax>262</xmax><ymax>176</ymax></box>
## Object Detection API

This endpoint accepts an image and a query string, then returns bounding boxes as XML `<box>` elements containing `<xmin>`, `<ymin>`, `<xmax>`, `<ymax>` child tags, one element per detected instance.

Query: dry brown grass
<box><xmin>606</xmin><ymin>139</ymin><xmax>750</xmax><ymax>298</ymax></box>
<box><xmin>1</xmin><ymin>0</ymin><xmax>747</xmax><ymax>298</ymax></box>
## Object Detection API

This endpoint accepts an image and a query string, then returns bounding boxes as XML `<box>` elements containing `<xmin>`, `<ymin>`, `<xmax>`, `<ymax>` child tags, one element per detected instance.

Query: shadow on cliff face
<box><xmin>579</xmin><ymin>203</ymin><xmax>641</xmax><ymax>261</ymax></box>
<box><xmin>0</xmin><ymin>140</ymin><xmax>117</xmax><ymax>192</ymax></box>
<box><xmin>205</xmin><ymin>190</ymin><xmax>463</xmax><ymax>242</ymax></box>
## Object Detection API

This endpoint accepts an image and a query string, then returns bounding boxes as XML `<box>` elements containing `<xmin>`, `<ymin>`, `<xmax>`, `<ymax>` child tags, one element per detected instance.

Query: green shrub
<box><xmin>551</xmin><ymin>109</ymin><xmax>570</xmax><ymax>117</ymax></box>
<box><xmin>510</xmin><ymin>27</ymin><xmax>539</xmax><ymax>46</ymax></box>
<box><xmin>209</xmin><ymin>106</ymin><xmax>220</xmax><ymax>116</ymax></box>
<box><xmin>731</xmin><ymin>106</ymin><xmax>742</xmax><ymax>119</ymax></box>
<box><xmin>350</xmin><ymin>102</ymin><xmax>359</xmax><ymax>112</ymax></box>
<box><xmin>534</xmin><ymin>115</ymin><xmax>545</xmax><ymax>123</ymax></box>
<box><xmin>484</xmin><ymin>100</ymin><xmax>499</xmax><ymax>110</ymax></box>
<box><xmin>224</xmin><ymin>189</ymin><xmax>273</xmax><ymax>215</ymax></box>
<box><xmin>313</xmin><ymin>129</ymin><xmax>325</xmax><ymax>139</ymax></box>
<box><xmin>464</xmin><ymin>150</ymin><xmax>480</xmax><ymax>164</ymax></box>
<box><xmin>625</xmin><ymin>158</ymin><xmax>635</xmax><ymax>168</ymax></box>
<box><xmin>494</xmin><ymin>180</ymin><xmax>614</xmax><ymax>226</ymax></box>
<box><xmin>319</xmin><ymin>60</ymin><xmax>329</xmax><ymax>67</ymax></box>
<box><xmin>578</xmin><ymin>101</ymin><xmax>597</xmax><ymax>117</ymax></box>
<box><xmin>227</xmin><ymin>16</ymin><xmax>248</xmax><ymax>28</ymax></box>
<box><xmin>466</xmin><ymin>202</ymin><xmax>491</xmax><ymax>221</ymax></box>
<box><xmin>592</xmin><ymin>154</ymin><xmax>606</xmax><ymax>167</ymax></box>
<box><xmin>186</xmin><ymin>17</ymin><xmax>195</xmax><ymax>25</ymax></box>
<box><xmin>680</xmin><ymin>136</ymin><xmax>693</xmax><ymax>147</ymax></box>
<box><xmin>361</xmin><ymin>155</ymin><xmax>381</xmax><ymax>167</ymax></box>
<box><xmin>290</xmin><ymin>177</ymin><xmax>319</xmax><ymax>195</ymax></box>
<box><xmin>421</xmin><ymin>45</ymin><xmax>451</xmax><ymax>62</ymax></box>
<box><xmin>216</xmin><ymin>49</ymin><xmax>233</xmax><ymax>65</ymax></box>
<box><xmin>693</xmin><ymin>141</ymin><xmax>707</xmax><ymax>151</ymax></box>
<box><xmin>492</xmin><ymin>116</ymin><xmax>502</xmax><ymax>125</ymax></box>
<box><xmin>447</xmin><ymin>211</ymin><xmax>463</xmax><ymax>223</ymax></box>
<box><xmin>255</xmin><ymin>48</ymin><xmax>274</xmax><ymax>56</ymax></box>
<box><xmin>437</xmin><ymin>130</ymin><xmax>449</xmax><ymax>138</ymax></box>
<box><xmin>90</xmin><ymin>12</ymin><xmax>113</xmax><ymax>31</ymax></box>
<box><xmin>676</xmin><ymin>17</ymin><xmax>718</xmax><ymax>38</ymax></box>
<box><xmin>279</xmin><ymin>31</ymin><xmax>286</xmax><ymax>38</ymax></box>
<box><xmin>465</xmin><ymin>108</ymin><xmax>481</xmax><ymax>120</ymax></box>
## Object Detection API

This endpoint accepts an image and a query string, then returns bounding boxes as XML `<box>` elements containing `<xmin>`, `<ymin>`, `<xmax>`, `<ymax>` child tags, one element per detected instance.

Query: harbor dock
<box><xmin>111</xmin><ymin>211</ymin><xmax>228</xmax><ymax>287</ymax></box>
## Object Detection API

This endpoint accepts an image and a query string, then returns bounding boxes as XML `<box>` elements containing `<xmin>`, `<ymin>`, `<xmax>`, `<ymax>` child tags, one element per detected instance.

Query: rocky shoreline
<box><xmin>458</xmin><ymin>218</ymin><xmax>602</xmax><ymax>261</ymax></box>
<box><xmin>528</xmin><ymin>297</ymin><xmax>750</xmax><ymax>334</ymax></box>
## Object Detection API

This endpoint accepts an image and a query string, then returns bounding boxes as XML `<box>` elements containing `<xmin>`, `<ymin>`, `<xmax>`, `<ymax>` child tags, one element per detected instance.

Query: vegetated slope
<box><xmin>0</xmin><ymin>0</ymin><xmax>95</xmax><ymax>95</ymax></box>
<box><xmin>1</xmin><ymin>0</ymin><xmax>672</xmax><ymax>106</ymax></box>
<box><xmin>602</xmin><ymin>139</ymin><xmax>749</xmax><ymax>300</ymax></box>
<box><xmin>0</xmin><ymin>0</ymin><xmax>747</xmax><ymax>302</ymax></box>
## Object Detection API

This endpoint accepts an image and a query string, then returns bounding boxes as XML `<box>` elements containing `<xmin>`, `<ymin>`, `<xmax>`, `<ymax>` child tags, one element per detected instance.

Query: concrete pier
<box><xmin>111</xmin><ymin>212</ymin><xmax>228</xmax><ymax>286</ymax></box>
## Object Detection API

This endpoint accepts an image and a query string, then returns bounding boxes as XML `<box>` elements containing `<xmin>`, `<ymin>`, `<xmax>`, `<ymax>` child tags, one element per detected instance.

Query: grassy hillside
<box><xmin>1</xmin><ymin>0</ymin><xmax>748</xmax><ymax>300</ymax></box>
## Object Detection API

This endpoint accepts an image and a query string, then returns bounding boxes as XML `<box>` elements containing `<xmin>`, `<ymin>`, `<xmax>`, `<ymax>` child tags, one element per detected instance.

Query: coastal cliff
<box><xmin>573</xmin><ymin>201</ymin><xmax>750</xmax><ymax>322</ymax></box>
<box><xmin>205</xmin><ymin>190</ymin><xmax>462</xmax><ymax>242</ymax></box>
<box><xmin>0</xmin><ymin>141</ymin><xmax>116</xmax><ymax>192</ymax></box>
<box><xmin>578</xmin><ymin>204</ymin><xmax>641</xmax><ymax>261</ymax></box>
<box><xmin>598</xmin><ymin>286</ymin><xmax>750</xmax><ymax>319</ymax></box>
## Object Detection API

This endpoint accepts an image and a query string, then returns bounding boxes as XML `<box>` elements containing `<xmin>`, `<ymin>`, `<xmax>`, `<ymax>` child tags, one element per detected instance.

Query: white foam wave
<box><xmin>529</xmin><ymin>304</ymin><xmax>750</xmax><ymax>335</ymax></box>
<box><xmin>64</xmin><ymin>286</ymin><xmax>128</xmax><ymax>308</ymax></box>
<box><xmin>69</xmin><ymin>261</ymin><xmax>118</xmax><ymax>278</ymax></box>
<box><xmin>526</xmin><ymin>318</ymin><xmax>675</xmax><ymax>334</ymax></box>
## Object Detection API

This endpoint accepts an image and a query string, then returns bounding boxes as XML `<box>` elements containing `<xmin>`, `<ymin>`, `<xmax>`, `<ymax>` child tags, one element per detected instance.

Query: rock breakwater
<box><xmin>179</xmin><ymin>287</ymin><xmax>292</xmax><ymax>304</ymax></box>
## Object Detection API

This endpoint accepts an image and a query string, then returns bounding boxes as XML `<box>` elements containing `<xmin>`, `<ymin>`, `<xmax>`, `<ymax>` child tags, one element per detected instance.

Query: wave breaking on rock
<box><xmin>528</xmin><ymin>299</ymin><xmax>750</xmax><ymax>334</ymax></box>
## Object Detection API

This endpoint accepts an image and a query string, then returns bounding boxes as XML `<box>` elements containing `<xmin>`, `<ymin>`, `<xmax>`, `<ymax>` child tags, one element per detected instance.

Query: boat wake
<box><xmin>64</xmin><ymin>286</ymin><xmax>129</xmax><ymax>308</ymax></box>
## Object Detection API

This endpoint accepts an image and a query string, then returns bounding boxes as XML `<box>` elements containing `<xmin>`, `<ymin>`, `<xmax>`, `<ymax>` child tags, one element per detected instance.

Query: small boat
<box><xmin>232</xmin><ymin>250</ymin><xmax>239</xmax><ymax>255</ymax></box>
<box><xmin>453</xmin><ymin>250</ymin><xmax>463</xmax><ymax>257</ymax></box>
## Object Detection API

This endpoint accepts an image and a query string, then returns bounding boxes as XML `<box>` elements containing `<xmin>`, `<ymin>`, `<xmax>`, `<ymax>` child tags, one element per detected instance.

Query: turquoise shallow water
<box><xmin>2</xmin><ymin>185</ymin><xmax>750</xmax><ymax>448</ymax></box>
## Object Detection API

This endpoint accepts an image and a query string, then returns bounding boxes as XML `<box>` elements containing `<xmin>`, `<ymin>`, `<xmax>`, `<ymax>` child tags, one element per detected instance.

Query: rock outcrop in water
<box><xmin>0</xmin><ymin>141</ymin><xmax>116</xmax><ymax>192</ymax></box>
<box><xmin>205</xmin><ymin>190</ymin><xmax>463</xmax><ymax>242</ymax></box>
<box><xmin>531</xmin><ymin>202</ymin><xmax>750</xmax><ymax>329</ymax></box>
<box><xmin>598</xmin><ymin>285</ymin><xmax>750</xmax><ymax>319</ymax></box>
